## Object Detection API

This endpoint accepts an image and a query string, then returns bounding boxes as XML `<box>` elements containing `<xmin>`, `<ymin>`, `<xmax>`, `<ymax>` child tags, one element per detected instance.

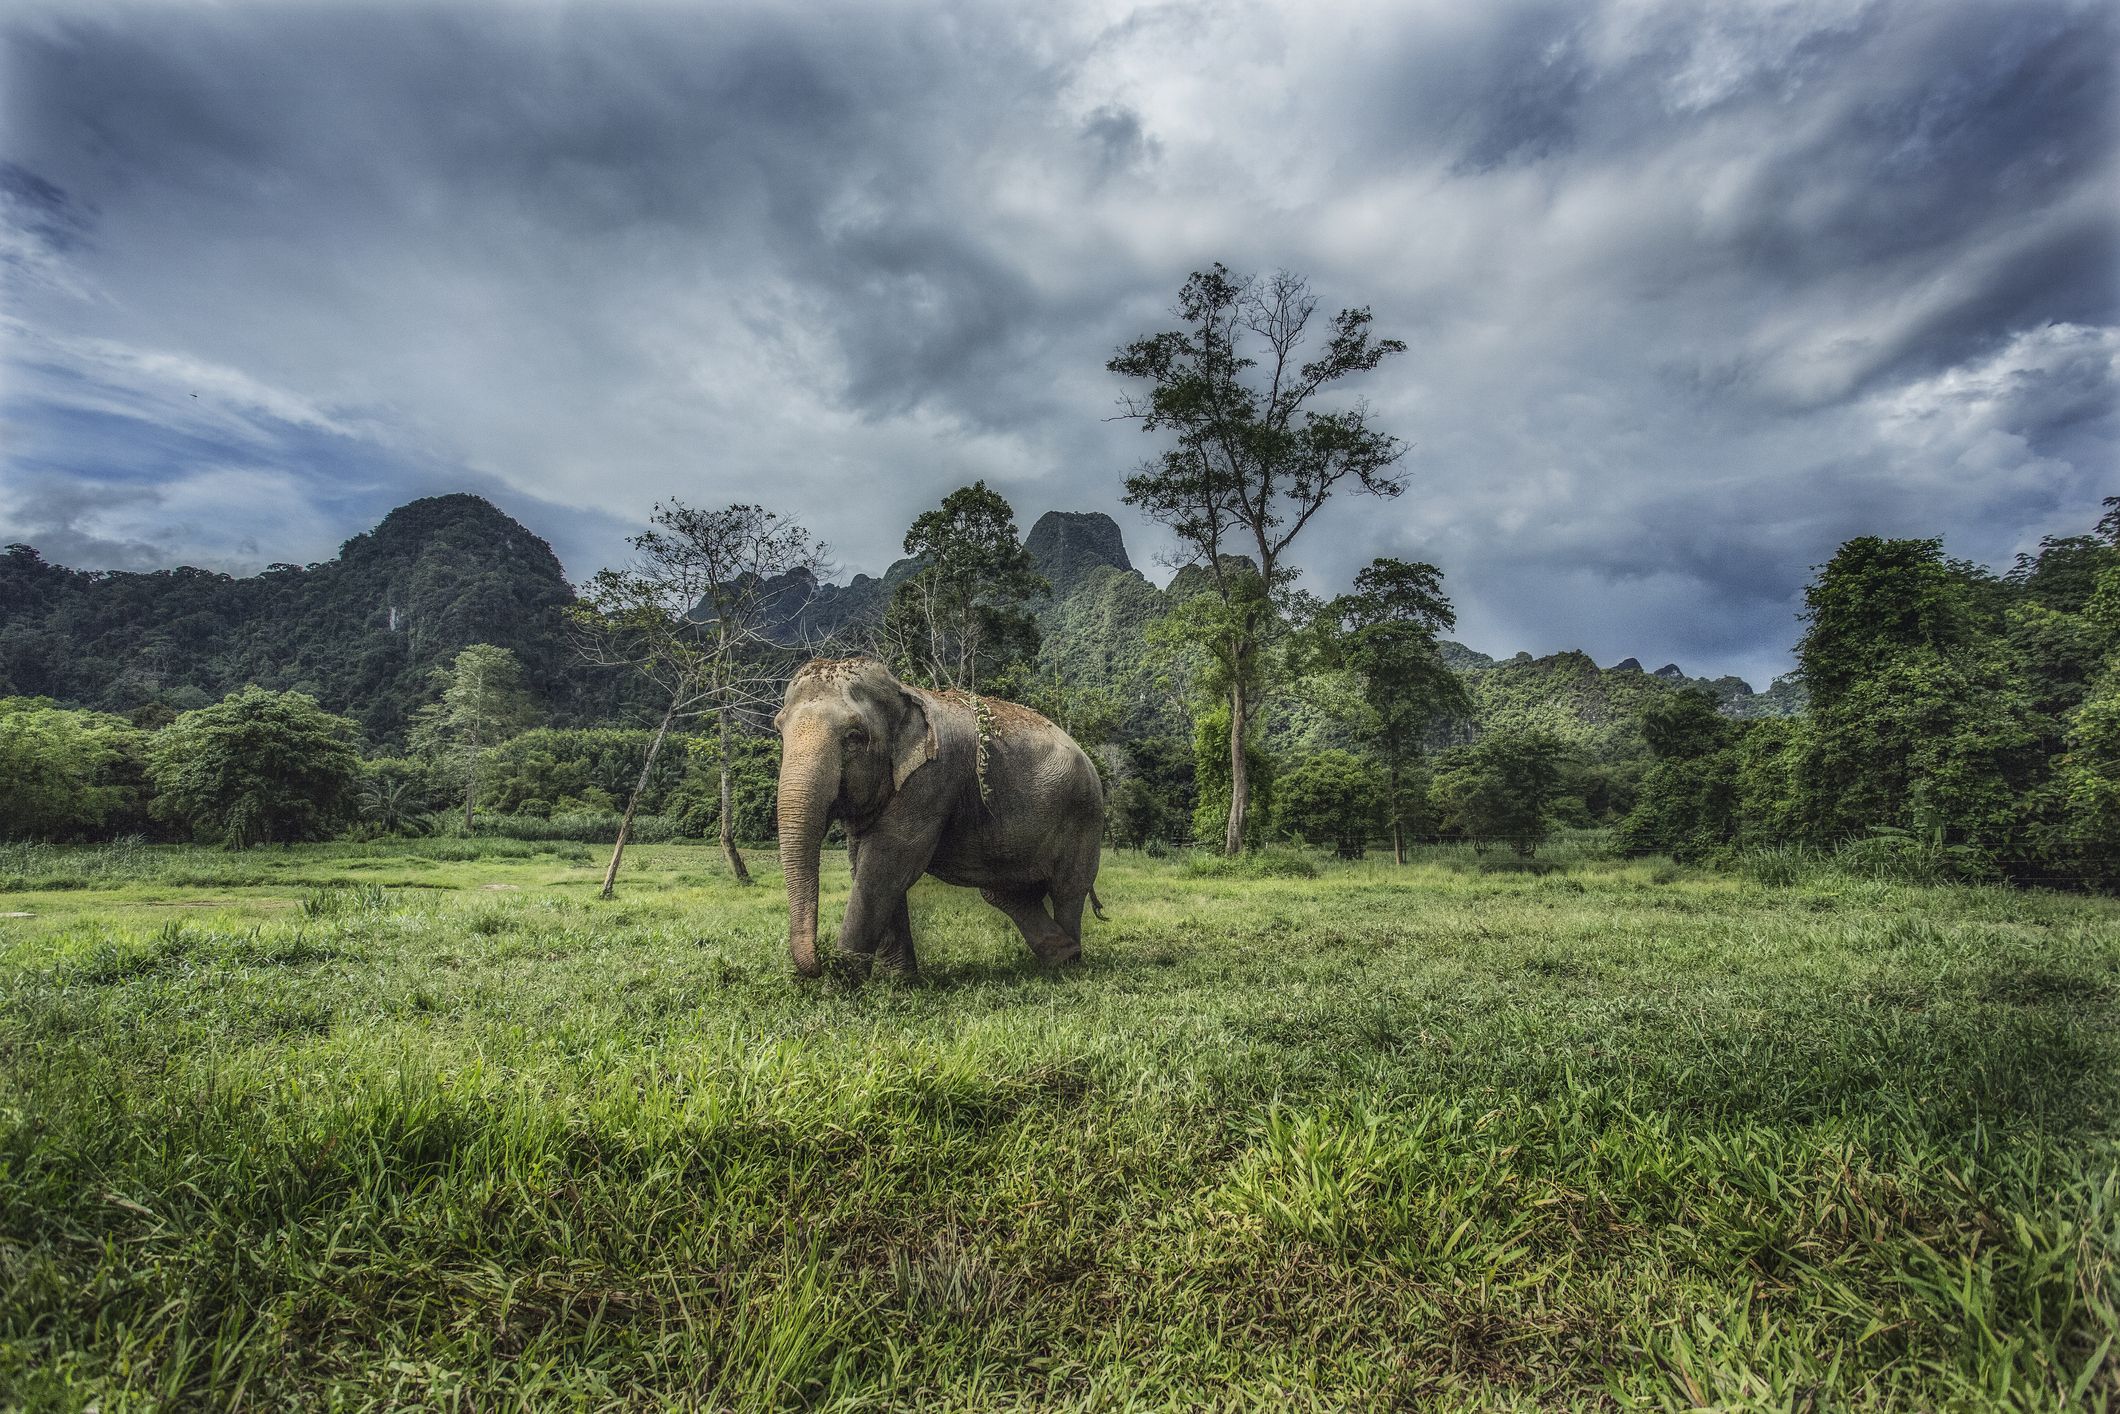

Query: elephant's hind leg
<box><xmin>1051</xmin><ymin>891</ymin><xmax>1088</xmax><ymax>953</ymax></box>
<box><xmin>980</xmin><ymin>886</ymin><xmax>1078</xmax><ymax>966</ymax></box>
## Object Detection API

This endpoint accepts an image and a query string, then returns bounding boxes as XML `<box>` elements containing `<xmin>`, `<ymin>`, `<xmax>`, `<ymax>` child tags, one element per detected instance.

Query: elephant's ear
<box><xmin>892</xmin><ymin>690</ymin><xmax>937</xmax><ymax>792</ymax></box>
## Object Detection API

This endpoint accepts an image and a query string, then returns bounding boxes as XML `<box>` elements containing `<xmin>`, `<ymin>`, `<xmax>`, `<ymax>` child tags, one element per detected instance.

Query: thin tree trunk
<box><xmin>717</xmin><ymin>704</ymin><xmax>751</xmax><ymax>884</ymax></box>
<box><xmin>1225</xmin><ymin>674</ymin><xmax>1248</xmax><ymax>856</ymax></box>
<box><xmin>462</xmin><ymin>719</ymin><xmax>479</xmax><ymax>833</ymax></box>
<box><xmin>602</xmin><ymin>699</ymin><xmax>676</xmax><ymax>899</ymax></box>
<box><xmin>1390</xmin><ymin>762</ymin><xmax>1405</xmax><ymax>865</ymax></box>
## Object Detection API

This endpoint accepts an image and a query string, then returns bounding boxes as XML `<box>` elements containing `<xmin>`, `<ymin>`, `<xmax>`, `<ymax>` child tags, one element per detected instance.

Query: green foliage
<box><xmin>1620</xmin><ymin>718</ymin><xmax>1803</xmax><ymax>861</ymax></box>
<box><xmin>1276</xmin><ymin>750</ymin><xmax>1389</xmax><ymax>858</ymax></box>
<box><xmin>1149</xmin><ymin>565</ymin><xmax>1279</xmax><ymax>705</ymax></box>
<box><xmin>1190</xmin><ymin>705</ymin><xmax>1274</xmax><ymax>847</ymax></box>
<box><xmin>1639</xmin><ymin>686</ymin><xmax>1729</xmax><ymax>760</ymax></box>
<box><xmin>1105</xmin><ymin>736</ymin><xmax>1196</xmax><ymax>849</ymax></box>
<box><xmin>883</xmin><ymin>482</ymin><xmax>1046</xmax><ymax>692</ymax></box>
<box><xmin>1617</xmin><ymin>747</ymin><xmax>1742</xmax><ymax>862</ymax></box>
<box><xmin>356</xmin><ymin>757</ymin><xmax>447</xmax><ymax>836</ymax></box>
<box><xmin>146</xmin><ymin>687</ymin><xmax>365</xmax><ymax>848</ymax></box>
<box><xmin>410</xmin><ymin>644</ymin><xmax>538</xmax><ymax>824</ymax></box>
<box><xmin>1033</xmin><ymin>563</ymin><xmax>1184</xmax><ymax>742</ymax></box>
<box><xmin>2058</xmin><ymin>668</ymin><xmax>2120</xmax><ymax>889</ymax></box>
<box><xmin>986</xmin><ymin>667</ymin><xmax>1121</xmax><ymax>752</ymax></box>
<box><xmin>1799</xmin><ymin>536</ymin><xmax>1988</xmax><ymax>705</ymax></box>
<box><xmin>1322</xmin><ymin>559</ymin><xmax>1468</xmax><ymax>855</ymax></box>
<box><xmin>481</xmin><ymin>727</ymin><xmax>684</xmax><ymax>818</ymax></box>
<box><xmin>1791</xmin><ymin>542</ymin><xmax>2044</xmax><ymax>871</ymax></box>
<box><xmin>0</xmin><ymin>497</ymin><xmax>617</xmax><ymax>744</ymax></box>
<box><xmin>1618</xmin><ymin>514</ymin><xmax>2119</xmax><ymax>886</ymax></box>
<box><xmin>669</xmin><ymin>731</ymin><xmax>781</xmax><ymax>844</ymax></box>
<box><xmin>0</xmin><ymin>698</ymin><xmax>153</xmax><ymax>841</ymax></box>
<box><xmin>1449</xmin><ymin>650</ymin><xmax>1676</xmax><ymax>759</ymax></box>
<box><xmin>1431</xmin><ymin>732</ymin><xmax>1570</xmax><ymax>856</ymax></box>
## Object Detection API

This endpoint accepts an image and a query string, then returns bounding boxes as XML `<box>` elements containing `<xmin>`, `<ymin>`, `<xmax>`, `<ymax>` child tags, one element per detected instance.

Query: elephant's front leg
<box><xmin>837</xmin><ymin>826</ymin><xmax>934</xmax><ymax>976</ymax></box>
<box><xmin>874</xmin><ymin>895</ymin><xmax>916</xmax><ymax>977</ymax></box>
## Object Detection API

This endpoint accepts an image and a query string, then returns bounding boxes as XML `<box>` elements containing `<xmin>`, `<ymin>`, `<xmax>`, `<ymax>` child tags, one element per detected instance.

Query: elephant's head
<box><xmin>774</xmin><ymin>656</ymin><xmax>936</xmax><ymax>975</ymax></box>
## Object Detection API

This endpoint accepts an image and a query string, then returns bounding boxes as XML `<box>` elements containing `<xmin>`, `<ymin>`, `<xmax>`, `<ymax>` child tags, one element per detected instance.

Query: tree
<box><xmin>572</xmin><ymin>501</ymin><xmax>823</xmax><ymax>894</ymax></box>
<box><xmin>1431</xmin><ymin>732</ymin><xmax>1569</xmax><ymax>856</ymax></box>
<box><xmin>1112</xmin><ymin>264</ymin><xmax>1408</xmax><ymax>853</ymax></box>
<box><xmin>1188</xmin><ymin>701</ymin><xmax>1276</xmax><ymax>848</ymax></box>
<box><xmin>1325</xmin><ymin>558</ymin><xmax>1469</xmax><ymax>862</ymax></box>
<box><xmin>2058</xmin><ymin>669</ymin><xmax>2120</xmax><ymax>889</ymax></box>
<box><xmin>1640</xmin><ymin>687</ymin><xmax>1730</xmax><ymax>761</ymax></box>
<box><xmin>670</xmin><ymin>731</ymin><xmax>782</xmax><ymax>847</ymax></box>
<box><xmin>0</xmin><ymin>698</ymin><xmax>152</xmax><ymax>841</ymax></box>
<box><xmin>1105</xmin><ymin>735</ymin><xmax>1194</xmax><ymax>849</ymax></box>
<box><xmin>147</xmin><ymin>688</ymin><xmax>363</xmax><ymax>848</ymax></box>
<box><xmin>881</xmin><ymin>481</ymin><xmax>1046</xmax><ymax>692</ymax></box>
<box><xmin>357</xmin><ymin>758</ymin><xmax>446</xmax><ymax>836</ymax></box>
<box><xmin>1790</xmin><ymin>539</ymin><xmax>2043</xmax><ymax>871</ymax></box>
<box><xmin>2055</xmin><ymin>556</ymin><xmax>2120</xmax><ymax>888</ymax></box>
<box><xmin>410</xmin><ymin>644</ymin><xmax>536</xmax><ymax>831</ymax></box>
<box><xmin>1277</xmin><ymin>750</ymin><xmax>1389</xmax><ymax>858</ymax></box>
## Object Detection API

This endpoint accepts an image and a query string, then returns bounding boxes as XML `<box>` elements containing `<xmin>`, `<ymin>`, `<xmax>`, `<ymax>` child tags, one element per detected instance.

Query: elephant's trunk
<box><xmin>777</xmin><ymin>722</ymin><xmax>839</xmax><ymax>977</ymax></box>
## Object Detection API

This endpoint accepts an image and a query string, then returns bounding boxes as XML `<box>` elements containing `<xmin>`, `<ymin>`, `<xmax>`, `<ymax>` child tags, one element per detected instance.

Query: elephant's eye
<box><xmin>844</xmin><ymin>727</ymin><xmax>869</xmax><ymax>747</ymax></box>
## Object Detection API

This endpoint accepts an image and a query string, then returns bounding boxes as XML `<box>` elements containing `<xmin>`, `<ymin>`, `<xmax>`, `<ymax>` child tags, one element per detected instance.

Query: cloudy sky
<box><xmin>3</xmin><ymin>0</ymin><xmax>2113</xmax><ymax>687</ymax></box>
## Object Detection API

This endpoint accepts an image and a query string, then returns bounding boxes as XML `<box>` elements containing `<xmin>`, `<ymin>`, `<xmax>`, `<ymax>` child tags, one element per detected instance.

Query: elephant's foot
<box><xmin>1032</xmin><ymin>938</ymin><xmax>1081</xmax><ymax>967</ymax></box>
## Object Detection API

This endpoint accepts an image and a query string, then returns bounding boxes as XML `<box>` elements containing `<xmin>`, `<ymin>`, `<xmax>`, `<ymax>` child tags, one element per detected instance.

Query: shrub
<box><xmin>1738</xmin><ymin>844</ymin><xmax>1823</xmax><ymax>887</ymax></box>
<box><xmin>1832</xmin><ymin>827</ymin><xmax>1993</xmax><ymax>886</ymax></box>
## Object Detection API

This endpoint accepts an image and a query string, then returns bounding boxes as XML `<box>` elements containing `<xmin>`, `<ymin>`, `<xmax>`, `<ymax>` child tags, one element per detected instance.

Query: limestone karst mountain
<box><xmin>2</xmin><ymin>495</ymin><xmax>1802</xmax><ymax>749</ymax></box>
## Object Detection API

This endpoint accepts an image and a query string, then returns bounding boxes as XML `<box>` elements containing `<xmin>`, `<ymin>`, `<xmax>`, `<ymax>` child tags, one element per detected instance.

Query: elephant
<box><xmin>774</xmin><ymin>656</ymin><xmax>1105</xmax><ymax>977</ymax></box>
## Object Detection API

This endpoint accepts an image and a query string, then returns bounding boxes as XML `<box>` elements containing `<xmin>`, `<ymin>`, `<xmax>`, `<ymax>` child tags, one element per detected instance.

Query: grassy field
<box><xmin>1</xmin><ymin>838</ymin><xmax>2116</xmax><ymax>1410</ymax></box>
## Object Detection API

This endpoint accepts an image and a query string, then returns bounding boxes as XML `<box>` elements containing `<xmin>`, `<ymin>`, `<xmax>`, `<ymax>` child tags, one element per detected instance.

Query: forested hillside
<box><xmin>1</xmin><ymin>498</ymin><xmax>1787</xmax><ymax>752</ymax></box>
<box><xmin>0</xmin><ymin>496</ymin><xmax>630</xmax><ymax>743</ymax></box>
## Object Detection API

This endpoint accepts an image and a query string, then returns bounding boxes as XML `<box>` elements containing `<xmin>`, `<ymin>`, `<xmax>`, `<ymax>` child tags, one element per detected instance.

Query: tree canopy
<box><xmin>1112</xmin><ymin>264</ymin><xmax>1408</xmax><ymax>853</ymax></box>
<box><xmin>147</xmin><ymin>688</ymin><xmax>365</xmax><ymax>848</ymax></box>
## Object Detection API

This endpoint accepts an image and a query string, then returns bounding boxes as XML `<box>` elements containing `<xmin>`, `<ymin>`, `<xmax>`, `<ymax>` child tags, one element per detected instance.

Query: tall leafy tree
<box><xmin>882</xmin><ymin>481</ymin><xmax>1045</xmax><ymax>692</ymax></box>
<box><xmin>1791</xmin><ymin>538</ymin><xmax>2043</xmax><ymax>867</ymax></box>
<box><xmin>411</xmin><ymin>644</ymin><xmax>537</xmax><ymax>832</ymax></box>
<box><xmin>1277</xmin><ymin>749</ymin><xmax>1389</xmax><ymax>858</ymax></box>
<box><xmin>1326</xmin><ymin>558</ymin><xmax>1469</xmax><ymax>863</ymax></box>
<box><xmin>1432</xmin><ymin>732</ymin><xmax>1569</xmax><ymax>857</ymax></box>
<box><xmin>1112</xmin><ymin>264</ymin><xmax>1408</xmax><ymax>852</ymax></box>
<box><xmin>573</xmin><ymin>501</ymin><xmax>823</xmax><ymax>893</ymax></box>
<box><xmin>147</xmin><ymin>687</ymin><xmax>364</xmax><ymax>848</ymax></box>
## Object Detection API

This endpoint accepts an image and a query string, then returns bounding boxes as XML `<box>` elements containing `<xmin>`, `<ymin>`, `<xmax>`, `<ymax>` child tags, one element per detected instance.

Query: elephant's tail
<box><xmin>1089</xmin><ymin>888</ymin><xmax>1107</xmax><ymax>921</ymax></box>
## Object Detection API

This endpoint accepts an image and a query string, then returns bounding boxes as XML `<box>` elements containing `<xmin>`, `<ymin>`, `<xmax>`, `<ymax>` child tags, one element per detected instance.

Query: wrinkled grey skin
<box><xmin>775</xmin><ymin>656</ymin><xmax>1104</xmax><ymax>977</ymax></box>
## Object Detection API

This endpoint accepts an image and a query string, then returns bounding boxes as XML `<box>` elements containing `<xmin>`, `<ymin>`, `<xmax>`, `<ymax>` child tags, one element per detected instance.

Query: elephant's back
<box><xmin>990</xmin><ymin>716</ymin><xmax>1101</xmax><ymax>807</ymax></box>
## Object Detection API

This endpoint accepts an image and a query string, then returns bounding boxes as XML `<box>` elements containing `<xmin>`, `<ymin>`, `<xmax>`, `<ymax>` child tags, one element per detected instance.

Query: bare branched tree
<box><xmin>570</xmin><ymin>502</ymin><xmax>825</xmax><ymax>896</ymax></box>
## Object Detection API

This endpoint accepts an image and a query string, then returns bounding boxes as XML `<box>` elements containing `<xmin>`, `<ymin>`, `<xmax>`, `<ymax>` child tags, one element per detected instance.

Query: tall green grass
<box><xmin>1</xmin><ymin>840</ymin><xmax>2115</xmax><ymax>1408</ymax></box>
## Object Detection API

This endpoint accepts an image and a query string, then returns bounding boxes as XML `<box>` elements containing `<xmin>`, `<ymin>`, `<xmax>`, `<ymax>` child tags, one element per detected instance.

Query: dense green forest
<box><xmin>0</xmin><ymin>495</ymin><xmax>633</xmax><ymax>742</ymax></box>
<box><xmin>4</xmin><ymin>491</ymin><xmax>2115</xmax><ymax>890</ymax></box>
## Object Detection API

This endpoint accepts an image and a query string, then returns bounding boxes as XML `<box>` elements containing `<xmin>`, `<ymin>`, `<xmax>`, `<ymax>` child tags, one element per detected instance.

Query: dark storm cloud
<box><xmin>2</xmin><ymin>0</ymin><xmax>2114</xmax><ymax>687</ymax></box>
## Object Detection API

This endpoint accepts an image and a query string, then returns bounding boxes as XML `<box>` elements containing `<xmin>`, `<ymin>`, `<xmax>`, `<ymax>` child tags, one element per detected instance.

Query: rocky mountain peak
<box><xmin>1025</xmin><ymin>511</ymin><xmax>1133</xmax><ymax>596</ymax></box>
